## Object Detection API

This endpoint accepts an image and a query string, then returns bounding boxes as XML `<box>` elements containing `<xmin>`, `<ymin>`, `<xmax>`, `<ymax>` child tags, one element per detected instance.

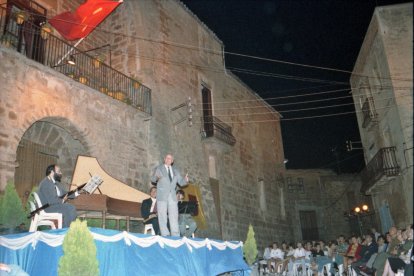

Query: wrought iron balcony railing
<box><xmin>360</xmin><ymin>147</ymin><xmax>400</xmax><ymax>193</ymax></box>
<box><xmin>0</xmin><ymin>5</ymin><xmax>151</xmax><ymax>115</ymax></box>
<box><xmin>202</xmin><ymin>116</ymin><xmax>236</xmax><ymax>146</ymax></box>
<box><xmin>361</xmin><ymin>97</ymin><xmax>377</xmax><ymax>128</ymax></box>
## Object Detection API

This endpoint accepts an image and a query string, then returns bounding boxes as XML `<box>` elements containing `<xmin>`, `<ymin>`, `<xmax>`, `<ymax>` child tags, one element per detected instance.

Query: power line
<box><xmin>195</xmin><ymin>91</ymin><xmax>411</xmax><ymax>112</ymax></box>
<box><xmin>227</xmin><ymin>67</ymin><xmax>348</xmax><ymax>85</ymax></box>
<box><xmin>10</xmin><ymin>22</ymin><xmax>413</xmax><ymax>91</ymax></box>
<box><xmin>18</xmin><ymin>10</ymin><xmax>413</xmax><ymax>83</ymax></box>
<box><xmin>193</xmin><ymin>101</ymin><xmax>413</xmax><ymax>123</ymax></box>
<box><xmin>210</xmin><ymin>85</ymin><xmax>410</xmax><ymax>105</ymax></box>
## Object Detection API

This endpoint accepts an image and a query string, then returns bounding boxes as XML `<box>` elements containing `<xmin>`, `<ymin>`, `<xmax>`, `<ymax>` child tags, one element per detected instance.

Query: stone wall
<box><xmin>350</xmin><ymin>3</ymin><xmax>413</xmax><ymax>229</ymax></box>
<box><xmin>285</xmin><ymin>169</ymin><xmax>374</xmax><ymax>242</ymax></box>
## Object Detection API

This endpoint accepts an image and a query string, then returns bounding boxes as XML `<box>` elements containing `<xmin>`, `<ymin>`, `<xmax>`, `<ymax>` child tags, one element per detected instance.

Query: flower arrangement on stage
<box><xmin>58</xmin><ymin>219</ymin><xmax>99</xmax><ymax>276</ymax></box>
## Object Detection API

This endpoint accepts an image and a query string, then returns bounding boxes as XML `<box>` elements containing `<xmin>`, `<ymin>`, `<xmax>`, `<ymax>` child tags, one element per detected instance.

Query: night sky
<box><xmin>181</xmin><ymin>0</ymin><xmax>409</xmax><ymax>173</ymax></box>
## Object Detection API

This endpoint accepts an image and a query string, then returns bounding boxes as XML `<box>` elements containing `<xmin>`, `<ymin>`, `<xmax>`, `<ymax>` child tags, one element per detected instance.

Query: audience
<box><xmin>257</xmin><ymin>224</ymin><xmax>413</xmax><ymax>276</ymax></box>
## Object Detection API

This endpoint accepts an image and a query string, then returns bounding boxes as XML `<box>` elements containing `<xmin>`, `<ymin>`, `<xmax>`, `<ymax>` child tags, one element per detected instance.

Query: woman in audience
<box><xmin>343</xmin><ymin>235</ymin><xmax>362</xmax><ymax>268</ymax></box>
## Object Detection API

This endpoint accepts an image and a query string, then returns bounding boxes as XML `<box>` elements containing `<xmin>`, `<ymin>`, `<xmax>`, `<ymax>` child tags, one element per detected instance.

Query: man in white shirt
<box><xmin>289</xmin><ymin>242</ymin><xmax>310</xmax><ymax>274</ymax></box>
<box><xmin>268</xmin><ymin>242</ymin><xmax>285</xmax><ymax>273</ymax></box>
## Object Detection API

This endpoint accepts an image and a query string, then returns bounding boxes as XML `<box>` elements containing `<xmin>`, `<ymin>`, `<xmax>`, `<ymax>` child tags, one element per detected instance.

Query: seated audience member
<box><xmin>382</xmin><ymin>226</ymin><xmax>413</xmax><ymax>276</ymax></box>
<box><xmin>319</xmin><ymin>240</ymin><xmax>329</xmax><ymax>255</ymax></box>
<box><xmin>337</xmin><ymin>235</ymin><xmax>349</xmax><ymax>256</ymax></box>
<box><xmin>373</xmin><ymin>226</ymin><xmax>400</xmax><ymax>276</ymax></box>
<box><xmin>176</xmin><ymin>190</ymin><xmax>197</xmax><ymax>237</ymax></box>
<box><xmin>351</xmin><ymin>234</ymin><xmax>377</xmax><ymax>274</ymax></box>
<box><xmin>140</xmin><ymin>186</ymin><xmax>160</xmax><ymax>235</ymax></box>
<box><xmin>377</xmin><ymin>235</ymin><xmax>388</xmax><ymax>253</ymax></box>
<box><xmin>267</xmin><ymin>242</ymin><xmax>285</xmax><ymax>273</ymax></box>
<box><xmin>371</xmin><ymin>227</ymin><xmax>381</xmax><ymax>243</ymax></box>
<box><xmin>343</xmin><ymin>235</ymin><xmax>362</xmax><ymax>268</ymax></box>
<box><xmin>312</xmin><ymin>243</ymin><xmax>325</xmax><ymax>258</ymax></box>
<box><xmin>288</xmin><ymin>242</ymin><xmax>309</xmax><ymax>274</ymax></box>
<box><xmin>260</xmin><ymin>244</ymin><xmax>272</xmax><ymax>272</ymax></box>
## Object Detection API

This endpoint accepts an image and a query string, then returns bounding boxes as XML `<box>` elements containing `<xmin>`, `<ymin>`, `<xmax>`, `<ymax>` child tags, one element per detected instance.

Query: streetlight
<box><xmin>345</xmin><ymin>204</ymin><xmax>370</xmax><ymax>236</ymax></box>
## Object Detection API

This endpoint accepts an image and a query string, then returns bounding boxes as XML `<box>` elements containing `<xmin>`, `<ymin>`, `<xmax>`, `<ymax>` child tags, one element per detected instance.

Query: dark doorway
<box><xmin>15</xmin><ymin>139</ymin><xmax>58</xmax><ymax>203</ymax></box>
<box><xmin>299</xmin><ymin>210</ymin><xmax>319</xmax><ymax>241</ymax></box>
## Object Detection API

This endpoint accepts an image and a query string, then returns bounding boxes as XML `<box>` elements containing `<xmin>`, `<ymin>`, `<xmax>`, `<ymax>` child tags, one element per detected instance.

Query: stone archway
<box><xmin>14</xmin><ymin>117</ymin><xmax>90</xmax><ymax>202</ymax></box>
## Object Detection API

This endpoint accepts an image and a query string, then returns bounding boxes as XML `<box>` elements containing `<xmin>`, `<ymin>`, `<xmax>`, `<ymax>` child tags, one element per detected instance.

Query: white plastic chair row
<box><xmin>29</xmin><ymin>192</ymin><xmax>63</xmax><ymax>232</ymax></box>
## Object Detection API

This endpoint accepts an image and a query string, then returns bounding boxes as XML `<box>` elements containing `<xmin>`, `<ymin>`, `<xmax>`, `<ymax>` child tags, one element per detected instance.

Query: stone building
<box><xmin>0</xmin><ymin>0</ymin><xmax>292</xmax><ymax>245</ymax></box>
<box><xmin>284</xmin><ymin>169</ymin><xmax>373</xmax><ymax>242</ymax></box>
<box><xmin>350</xmin><ymin>3</ymin><xmax>413</xmax><ymax>231</ymax></box>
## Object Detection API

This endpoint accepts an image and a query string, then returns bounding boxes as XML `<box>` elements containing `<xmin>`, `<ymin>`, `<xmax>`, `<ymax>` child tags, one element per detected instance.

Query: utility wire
<box><xmin>210</xmin><ymin>85</ymin><xmax>410</xmax><ymax>105</ymax></box>
<box><xmin>195</xmin><ymin>92</ymin><xmax>411</xmax><ymax>112</ymax></box>
<box><xmin>17</xmin><ymin>10</ymin><xmax>413</xmax><ymax>83</ymax></box>
<box><xmin>10</xmin><ymin>24</ymin><xmax>412</xmax><ymax>89</ymax></box>
<box><xmin>202</xmin><ymin>94</ymin><xmax>408</xmax><ymax>117</ymax></box>
<box><xmin>193</xmin><ymin>101</ymin><xmax>413</xmax><ymax>123</ymax></box>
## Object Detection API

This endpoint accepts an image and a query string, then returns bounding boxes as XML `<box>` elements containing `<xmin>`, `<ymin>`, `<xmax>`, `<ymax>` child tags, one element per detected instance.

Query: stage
<box><xmin>0</xmin><ymin>228</ymin><xmax>250</xmax><ymax>275</ymax></box>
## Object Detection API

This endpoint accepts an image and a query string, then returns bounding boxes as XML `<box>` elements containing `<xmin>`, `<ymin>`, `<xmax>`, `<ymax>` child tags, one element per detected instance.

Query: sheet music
<box><xmin>83</xmin><ymin>175</ymin><xmax>103</xmax><ymax>194</ymax></box>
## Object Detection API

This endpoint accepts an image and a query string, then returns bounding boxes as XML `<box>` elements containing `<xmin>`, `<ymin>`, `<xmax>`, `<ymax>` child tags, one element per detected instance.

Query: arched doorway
<box><xmin>14</xmin><ymin>117</ymin><xmax>89</xmax><ymax>203</ymax></box>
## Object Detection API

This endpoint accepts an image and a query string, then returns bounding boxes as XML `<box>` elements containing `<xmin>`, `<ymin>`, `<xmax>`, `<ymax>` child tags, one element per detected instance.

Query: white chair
<box><xmin>319</xmin><ymin>263</ymin><xmax>331</xmax><ymax>276</ymax></box>
<box><xmin>28</xmin><ymin>201</ymin><xmax>57</xmax><ymax>232</ymax></box>
<box><xmin>144</xmin><ymin>224</ymin><xmax>155</xmax><ymax>235</ymax></box>
<box><xmin>275</xmin><ymin>263</ymin><xmax>284</xmax><ymax>275</ymax></box>
<box><xmin>258</xmin><ymin>259</ymin><xmax>268</xmax><ymax>275</ymax></box>
<box><xmin>32</xmin><ymin>192</ymin><xmax>63</xmax><ymax>229</ymax></box>
<box><xmin>336</xmin><ymin>264</ymin><xmax>344</xmax><ymax>276</ymax></box>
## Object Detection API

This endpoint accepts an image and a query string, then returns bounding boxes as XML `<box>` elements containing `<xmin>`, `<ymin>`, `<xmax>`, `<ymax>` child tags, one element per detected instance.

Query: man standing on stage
<box><xmin>38</xmin><ymin>164</ymin><xmax>79</xmax><ymax>228</ymax></box>
<box><xmin>151</xmin><ymin>154</ymin><xmax>188</xmax><ymax>236</ymax></box>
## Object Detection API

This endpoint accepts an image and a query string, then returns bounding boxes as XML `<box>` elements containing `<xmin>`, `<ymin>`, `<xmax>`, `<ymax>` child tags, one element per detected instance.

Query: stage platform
<box><xmin>0</xmin><ymin>228</ymin><xmax>250</xmax><ymax>275</ymax></box>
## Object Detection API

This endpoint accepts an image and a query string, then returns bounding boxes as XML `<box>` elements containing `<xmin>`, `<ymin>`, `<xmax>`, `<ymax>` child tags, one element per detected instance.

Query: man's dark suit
<box><xmin>140</xmin><ymin>197</ymin><xmax>160</xmax><ymax>235</ymax></box>
<box><xmin>38</xmin><ymin>177</ymin><xmax>77</xmax><ymax>228</ymax></box>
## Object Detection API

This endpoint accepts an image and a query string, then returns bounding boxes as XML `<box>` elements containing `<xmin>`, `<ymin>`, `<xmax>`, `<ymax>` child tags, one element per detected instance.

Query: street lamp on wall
<box><xmin>345</xmin><ymin>204</ymin><xmax>371</xmax><ymax>236</ymax></box>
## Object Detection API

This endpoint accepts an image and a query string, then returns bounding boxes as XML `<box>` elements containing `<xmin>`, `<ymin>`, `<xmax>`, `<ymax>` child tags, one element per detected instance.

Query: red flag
<box><xmin>49</xmin><ymin>0</ymin><xmax>122</xmax><ymax>41</ymax></box>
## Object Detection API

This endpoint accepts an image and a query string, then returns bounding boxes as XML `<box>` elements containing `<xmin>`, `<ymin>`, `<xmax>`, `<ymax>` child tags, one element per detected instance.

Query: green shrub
<box><xmin>0</xmin><ymin>181</ymin><xmax>27</xmax><ymax>232</ymax></box>
<box><xmin>58</xmin><ymin>219</ymin><xmax>99</xmax><ymax>276</ymax></box>
<box><xmin>243</xmin><ymin>224</ymin><xmax>258</xmax><ymax>266</ymax></box>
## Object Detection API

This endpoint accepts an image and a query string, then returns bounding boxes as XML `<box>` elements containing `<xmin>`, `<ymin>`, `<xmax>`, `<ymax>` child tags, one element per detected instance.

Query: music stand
<box><xmin>83</xmin><ymin>175</ymin><xmax>103</xmax><ymax>194</ymax></box>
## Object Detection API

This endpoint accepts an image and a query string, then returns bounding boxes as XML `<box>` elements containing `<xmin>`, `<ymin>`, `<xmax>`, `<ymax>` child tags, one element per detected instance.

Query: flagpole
<box><xmin>54</xmin><ymin>37</ymin><xmax>85</xmax><ymax>67</ymax></box>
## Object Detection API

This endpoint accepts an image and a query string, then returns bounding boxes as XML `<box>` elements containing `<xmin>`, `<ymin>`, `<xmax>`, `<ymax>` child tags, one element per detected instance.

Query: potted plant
<box><xmin>40</xmin><ymin>22</ymin><xmax>52</xmax><ymax>40</ymax></box>
<box><xmin>14</xmin><ymin>10</ymin><xmax>28</xmax><ymax>25</ymax></box>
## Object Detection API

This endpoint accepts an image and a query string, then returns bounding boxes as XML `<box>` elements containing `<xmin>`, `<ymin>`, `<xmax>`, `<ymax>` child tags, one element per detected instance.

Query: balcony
<box><xmin>361</xmin><ymin>97</ymin><xmax>377</xmax><ymax>128</ymax></box>
<box><xmin>360</xmin><ymin>147</ymin><xmax>400</xmax><ymax>193</ymax></box>
<box><xmin>0</xmin><ymin>5</ymin><xmax>151</xmax><ymax>115</ymax></box>
<box><xmin>202</xmin><ymin>116</ymin><xmax>236</xmax><ymax>146</ymax></box>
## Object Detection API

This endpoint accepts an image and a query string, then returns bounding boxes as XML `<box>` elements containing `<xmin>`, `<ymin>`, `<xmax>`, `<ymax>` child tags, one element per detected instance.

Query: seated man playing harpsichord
<box><xmin>38</xmin><ymin>164</ymin><xmax>80</xmax><ymax>228</ymax></box>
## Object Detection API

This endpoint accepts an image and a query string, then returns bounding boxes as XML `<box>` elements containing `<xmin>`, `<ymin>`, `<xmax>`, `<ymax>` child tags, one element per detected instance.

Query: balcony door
<box><xmin>5</xmin><ymin>0</ymin><xmax>47</xmax><ymax>62</ymax></box>
<box><xmin>201</xmin><ymin>86</ymin><xmax>213</xmax><ymax>137</ymax></box>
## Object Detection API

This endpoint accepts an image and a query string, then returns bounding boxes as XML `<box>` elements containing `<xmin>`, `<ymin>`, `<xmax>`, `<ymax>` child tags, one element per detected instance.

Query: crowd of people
<box><xmin>259</xmin><ymin>225</ymin><xmax>413</xmax><ymax>276</ymax></box>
